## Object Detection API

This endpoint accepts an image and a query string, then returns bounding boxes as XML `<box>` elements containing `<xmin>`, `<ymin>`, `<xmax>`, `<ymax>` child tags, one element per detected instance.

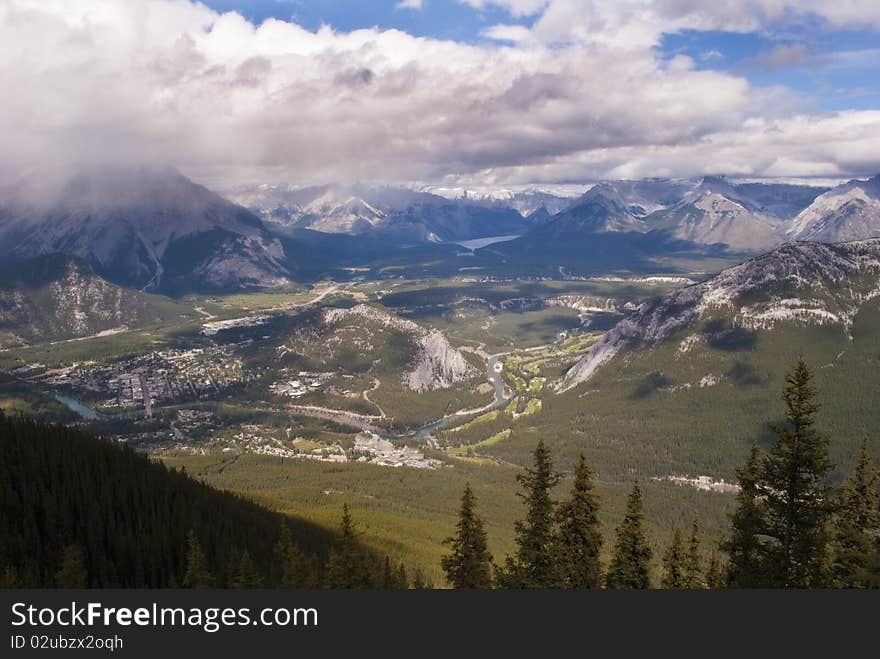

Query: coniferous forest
<box><xmin>0</xmin><ymin>413</ymin><xmax>408</xmax><ymax>589</ymax></box>
<box><xmin>441</xmin><ymin>360</ymin><xmax>880</xmax><ymax>589</ymax></box>
<box><xmin>2</xmin><ymin>359</ymin><xmax>878</xmax><ymax>589</ymax></box>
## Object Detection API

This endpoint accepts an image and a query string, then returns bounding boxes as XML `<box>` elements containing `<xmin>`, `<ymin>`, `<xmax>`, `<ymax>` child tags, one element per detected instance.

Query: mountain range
<box><xmin>2</xmin><ymin>167</ymin><xmax>880</xmax><ymax>295</ymax></box>
<box><xmin>226</xmin><ymin>183</ymin><xmax>529</xmax><ymax>242</ymax></box>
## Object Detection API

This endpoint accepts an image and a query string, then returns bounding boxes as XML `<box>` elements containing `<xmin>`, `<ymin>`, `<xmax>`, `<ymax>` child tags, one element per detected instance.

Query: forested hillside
<box><xmin>0</xmin><ymin>413</ymin><xmax>405</xmax><ymax>588</ymax></box>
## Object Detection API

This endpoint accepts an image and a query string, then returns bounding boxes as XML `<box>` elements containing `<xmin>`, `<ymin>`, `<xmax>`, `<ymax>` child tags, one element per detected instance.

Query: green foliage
<box><xmin>441</xmin><ymin>484</ymin><xmax>494</xmax><ymax>589</ymax></box>
<box><xmin>0</xmin><ymin>412</ymin><xmax>350</xmax><ymax>588</ymax></box>
<box><xmin>325</xmin><ymin>504</ymin><xmax>376</xmax><ymax>589</ymax></box>
<box><xmin>705</xmin><ymin>553</ymin><xmax>726</xmax><ymax>589</ymax></box>
<box><xmin>606</xmin><ymin>482</ymin><xmax>652</xmax><ymax>589</ymax></box>
<box><xmin>661</xmin><ymin>528</ymin><xmax>687</xmax><ymax>589</ymax></box>
<box><xmin>761</xmin><ymin>359</ymin><xmax>834</xmax><ymax>587</ymax></box>
<box><xmin>182</xmin><ymin>531</ymin><xmax>214</xmax><ymax>589</ymax></box>
<box><xmin>498</xmin><ymin>440</ymin><xmax>561</xmax><ymax>588</ymax></box>
<box><xmin>684</xmin><ymin>520</ymin><xmax>705</xmax><ymax>589</ymax></box>
<box><xmin>724</xmin><ymin>446</ymin><xmax>767</xmax><ymax>588</ymax></box>
<box><xmin>725</xmin><ymin>360</ymin><xmax>844</xmax><ymax>588</ymax></box>
<box><xmin>230</xmin><ymin>550</ymin><xmax>264</xmax><ymax>589</ymax></box>
<box><xmin>554</xmin><ymin>453</ymin><xmax>603</xmax><ymax>588</ymax></box>
<box><xmin>831</xmin><ymin>440</ymin><xmax>880</xmax><ymax>588</ymax></box>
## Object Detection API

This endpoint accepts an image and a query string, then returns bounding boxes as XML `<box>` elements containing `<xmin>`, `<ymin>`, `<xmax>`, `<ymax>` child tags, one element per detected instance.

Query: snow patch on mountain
<box><xmin>558</xmin><ymin>240</ymin><xmax>880</xmax><ymax>391</ymax></box>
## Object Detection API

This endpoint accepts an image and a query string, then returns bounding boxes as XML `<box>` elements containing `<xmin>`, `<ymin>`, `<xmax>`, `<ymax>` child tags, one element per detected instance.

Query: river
<box><xmin>54</xmin><ymin>394</ymin><xmax>102</xmax><ymax>421</ymax></box>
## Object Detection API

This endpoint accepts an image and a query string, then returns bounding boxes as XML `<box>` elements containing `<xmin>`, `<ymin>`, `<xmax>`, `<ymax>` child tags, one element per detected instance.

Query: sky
<box><xmin>2</xmin><ymin>0</ymin><xmax>880</xmax><ymax>188</ymax></box>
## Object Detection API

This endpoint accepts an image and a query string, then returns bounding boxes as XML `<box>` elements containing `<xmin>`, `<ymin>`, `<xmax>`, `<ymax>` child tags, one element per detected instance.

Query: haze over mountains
<box><xmin>0</xmin><ymin>167</ymin><xmax>289</xmax><ymax>294</ymax></box>
<box><xmin>1</xmin><ymin>166</ymin><xmax>880</xmax><ymax>295</ymax></box>
<box><xmin>225</xmin><ymin>183</ymin><xmax>530</xmax><ymax>242</ymax></box>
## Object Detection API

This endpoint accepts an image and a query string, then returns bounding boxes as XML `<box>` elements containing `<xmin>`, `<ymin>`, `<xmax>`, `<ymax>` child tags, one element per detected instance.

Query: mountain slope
<box><xmin>537</xmin><ymin>184</ymin><xmax>648</xmax><ymax>236</ymax></box>
<box><xmin>0</xmin><ymin>412</ymin><xmax>348</xmax><ymax>588</ymax></box>
<box><xmin>306</xmin><ymin>304</ymin><xmax>477</xmax><ymax>392</ymax></box>
<box><xmin>0</xmin><ymin>254</ymin><xmax>191</xmax><ymax>349</ymax></box>
<box><xmin>228</xmin><ymin>184</ymin><xmax>528</xmax><ymax>241</ymax></box>
<box><xmin>648</xmin><ymin>193</ymin><xmax>782</xmax><ymax>252</ymax></box>
<box><xmin>559</xmin><ymin>239</ymin><xmax>880</xmax><ymax>391</ymax></box>
<box><xmin>789</xmin><ymin>175</ymin><xmax>880</xmax><ymax>242</ymax></box>
<box><xmin>0</xmin><ymin>167</ymin><xmax>290</xmax><ymax>293</ymax></box>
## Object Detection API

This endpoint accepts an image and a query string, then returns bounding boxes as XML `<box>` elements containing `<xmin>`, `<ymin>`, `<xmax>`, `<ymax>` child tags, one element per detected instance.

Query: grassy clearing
<box><xmin>161</xmin><ymin>452</ymin><xmax>735</xmax><ymax>586</ymax></box>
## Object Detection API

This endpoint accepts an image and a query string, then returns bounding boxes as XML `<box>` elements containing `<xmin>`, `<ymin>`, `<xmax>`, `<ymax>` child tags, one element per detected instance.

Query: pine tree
<box><xmin>230</xmin><ymin>550</ymin><xmax>264</xmax><ymax>588</ymax></box>
<box><xmin>724</xmin><ymin>446</ymin><xmax>767</xmax><ymax>588</ymax></box>
<box><xmin>411</xmin><ymin>567</ymin><xmax>427</xmax><ymax>589</ymax></box>
<box><xmin>182</xmin><ymin>530</ymin><xmax>213</xmax><ymax>588</ymax></box>
<box><xmin>326</xmin><ymin>504</ymin><xmax>373</xmax><ymax>589</ymax></box>
<box><xmin>684</xmin><ymin>519</ymin><xmax>705</xmax><ymax>588</ymax></box>
<box><xmin>381</xmin><ymin>556</ymin><xmax>394</xmax><ymax>589</ymax></box>
<box><xmin>831</xmin><ymin>440</ymin><xmax>880</xmax><ymax>588</ymax></box>
<box><xmin>554</xmin><ymin>453</ymin><xmax>603</xmax><ymax>588</ymax></box>
<box><xmin>441</xmin><ymin>483</ymin><xmax>494</xmax><ymax>589</ymax></box>
<box><xmin>761</xmin><ymin>359</ymin><xmax>833</xmax><ymax>587</ymax></box>
<box><xmin>395</xmin><ymin>563</ymin><xmax>408</xmax><ymax>590</ymax></box>
<box><xmin>705</xmin><ymin>552</ymin><xmax>726</xmax><ymax>589</ymax></box>
<box><xmin>56</xmin><ymin>544</ymin><xmax>87</xmax><ymax>588</ymax></box>
<box><xmin>661</xmin><ymin>528</ymin><xmax>687</xmax><ymax>589</ymax></box>
<box><xmin>605</xmin><ymin>482</ymin><xmax>652</xmax><ymax>589</ymax></box>
<box><xmin>274</xmin><ymin>525</ymin><xmax>315</xmax><ymax>588</ymax></box>
<box><xmin>499</xmin><ymin>440</ymin><xmax>561</xmax><ymax>588</ymax></box>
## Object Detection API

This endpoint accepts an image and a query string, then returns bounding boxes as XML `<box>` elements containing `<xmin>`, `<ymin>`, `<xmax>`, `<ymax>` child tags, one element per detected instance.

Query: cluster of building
<box><xmin>653</xmin><ymin>474</ymin><xmax>740</xmax><ymax>494</ymax></box>
<box><xmin>200</xmin><ymin>314</ymin><xmax>269</xmax><ymax>336</ymax></box>
<box><xmin>269</xmin><ymin>371</ymin><xmax>332</xmax><ymax>399</ymax></box>
<box><xmin>352</xmin><ymin>432</ymin><xmax>441</xmax><ymax>469</ymax></box>
<box><xmin>21</xmin><ymin>344</ymin><xmax>253</xmax><ymax>417</ymax></box>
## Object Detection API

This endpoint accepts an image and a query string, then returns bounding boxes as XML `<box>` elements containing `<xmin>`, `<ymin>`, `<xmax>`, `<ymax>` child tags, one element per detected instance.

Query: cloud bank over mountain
<box><xmin>1</xmin><ymin>0</ymin><xmax>879</xmax><ymax>187</ymax></box>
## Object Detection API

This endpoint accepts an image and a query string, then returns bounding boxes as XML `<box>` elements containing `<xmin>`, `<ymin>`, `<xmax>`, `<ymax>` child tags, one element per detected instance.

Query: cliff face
<box><xmin>323</xmin><ymin>305</ymin><xmax>476</xmax><ymax>392</ymax></box>
<box><xmin>558</xmin><ymin>239</ymin><xmax>880</xmax><ymax>391</ymax></box>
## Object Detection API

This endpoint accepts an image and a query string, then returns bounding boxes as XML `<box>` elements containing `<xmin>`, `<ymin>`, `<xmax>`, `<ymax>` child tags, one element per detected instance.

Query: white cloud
<box><xmin>460</xmin><ymin>0</ymin><xmax>550</xmax><ymax>18</ymax></box>
<box><xmin>395</xmin><ymin>0</ymin><xmax>424</xmax><ymax>10</ymax></box>
<box><xmin>0</xmin><ymin>0</ymin><xmax>878</xmax><ymax>189</ymax></box>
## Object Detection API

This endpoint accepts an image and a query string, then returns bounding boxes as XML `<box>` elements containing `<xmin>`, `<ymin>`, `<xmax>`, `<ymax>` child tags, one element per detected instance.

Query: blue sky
<box><xmin>203</xmin><ymin>1</ymin><xmax>880</xmax><ymax>112</ymax></box>
<box><xmin>5</xmin><ymin>1</ymin><xmax>880</xmax><ymax>185</ymax></box>
<box><xmin>661</xmin><ymin>27</ymin><xmax>880</xmax><ymax>112</ymax></box>
<box><xmin>201</xmin><ymin>0</ymin><xmax>537</xmax><ymax>42</ymax></box>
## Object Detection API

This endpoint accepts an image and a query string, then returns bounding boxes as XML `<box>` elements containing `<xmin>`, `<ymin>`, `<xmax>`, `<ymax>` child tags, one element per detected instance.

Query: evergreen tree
<box><xmin>381</xmin><ymin>556</ymin><xmax>394</xmax><ymax>589</ymax></box>
<box><xmin>182</xmin><ymin>530</ymin><xmax>213</xmax><ymax>589</ymax></box>
<box><xmin>554</xmin><ymin>453</ymin><xmax>603</xmax><ymax>588</ymax></box>
<box><xmin>605</xmin><ymin>482</ymin><xmax>652</xmax><ymax>589</ymax></box>
<box><xmin>411</xmin><ymin>567</ymin><xmax>427</xmax><ymax>589</ymax></box>
<box><xmin>326</xmin><ymin>504</ymin><xmax>373</xmax><ymax>589</ymax></box>
<box><xmin>395</xmin><ymin>563</ymin><xmax>409</xmax><ymax>590</ymax></box>
<box><xmin>56</xmin><ymin>544</ymin><xmax>88</xmax><ymax>588</ymax></box>
<box><xmin>761</xmin><ymin>359</ymin><xmax>833</xmax><ymax>587</ymax></box>
<box><xmin>499</xmin><ymin>440</ymin><xmax>560</xmax><ymax>588</ymax></box>
<box><xmin>705</xmin><ymin>552</ymin><xmax>726</xmax><ymax>589</ymax></box>
<box><xmin>724</xmin><ymin>446</ymin><xmax>767</xmax><ymax>588</ymax></box>
<box><xmin>230</xmin><ymin>550</ymin><xmax>264</xmax><ymax>589</ymax></box>
<box><xmin>441</xmin><ymin>483</ymin><xmax>494</xmax><ymax>589</ymax></box>
<box><xmin>661</xmin><ymin>528</ymin><xmax>687</xmax><ymax>589</ymax></box>
<box><xmin>684</xmin><ymin>519</ymin><xmax>705</xmax><ymax>588</ymax></box>
<box><xmin>274</xmin><ymin>526</ymin><xmax>317</xmax><ymax>589</ymax></box>
<box><xmin>831</xmin><ymin>440</ymin><xmax>880</xmax><ymax>588</ymax></box>
<box><xmin>0</xmin><ymin>413</ymin><xmax>345</xmax><ymax>589</ymax></box>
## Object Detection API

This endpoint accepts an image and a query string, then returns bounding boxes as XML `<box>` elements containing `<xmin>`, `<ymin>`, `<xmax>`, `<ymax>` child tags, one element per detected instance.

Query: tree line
<box><xmin>441</xmin><ymin>359</ymin><xmax>880</xmax><ymax>588</ymax></box>
<box><xmin>0</xmin><ymin>412</ymin><xmax>414</xmax><ymax>589</ymax></box>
